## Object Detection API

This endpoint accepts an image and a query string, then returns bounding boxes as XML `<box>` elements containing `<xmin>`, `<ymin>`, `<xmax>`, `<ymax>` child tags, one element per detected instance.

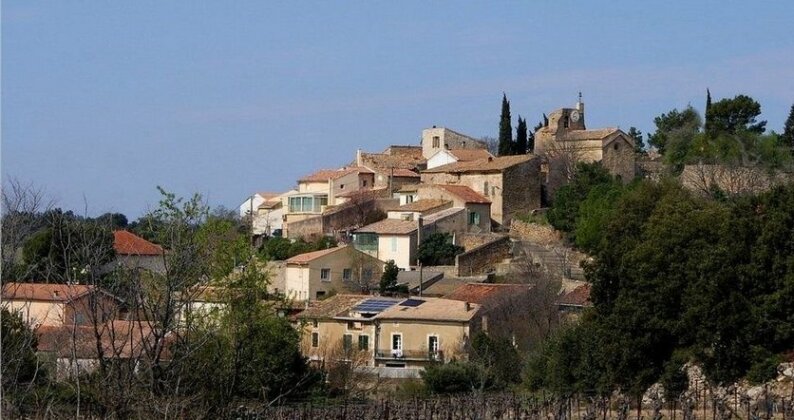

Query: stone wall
<box><xmin>501</xmin><ymin>158</ymin><xmax>542</xmax><ymax>226</ymax></box>
<box><xmin>509</xmin><ymin>220</ymin><xmax>561</xmax><ymax>246</ymax></box>
<box><xmin>286</xmin><ymin>216</ymin><xmax>323</xmax><ymax>240</ymax></box>
<box><xmin>455</xmin><ymin>235</ymin><xmax>511</xmax><ymax>277</ymax></box>
<box><xmin>601</xmin><ymin>137</ymin><xmax>636</xmax><ymax>182</ymax></box>
<box><xmin>458</xmin><ymin>233</ymin><xmax>506</xmax><ymax>250</ymax></box>
<box><xmin>680</xmin><ymin>163</ymin><xmax>793</xmax><ymax>196</ymax></box>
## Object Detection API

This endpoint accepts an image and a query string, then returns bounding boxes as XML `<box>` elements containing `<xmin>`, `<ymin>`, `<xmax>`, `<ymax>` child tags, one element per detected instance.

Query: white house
<box><xmin>240</xmin><ymin>192</ymin><xmax>280</xmax><ymax>217</ymax></box>
<box><xmin>426</xmin><ymin>148</ymin><xmax>493</xmax><ymax>170</ymax></box>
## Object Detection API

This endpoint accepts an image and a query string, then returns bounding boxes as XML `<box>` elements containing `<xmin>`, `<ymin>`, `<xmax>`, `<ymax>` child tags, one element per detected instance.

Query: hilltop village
<box><xmin>4</xmin><ymin>94</ymin><xmax>794</xmax><ymax>417</ymax></box>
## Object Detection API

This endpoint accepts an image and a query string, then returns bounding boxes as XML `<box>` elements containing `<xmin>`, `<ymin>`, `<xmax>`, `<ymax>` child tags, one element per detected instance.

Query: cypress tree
<box><xmin>783</xmin><ymin>103</ymin><xmax>794</xmax><ymax>152</ymax></box>
<box><xmin>498</xmin><ymin>93</ymin><xmax>513</xmax><ymax>156</ymax></box>
<box><xmin>515</xmin><ymin>117</ymin><xmax>528</xmax><ymax>154</ymax></box>
<box><xmin>705</xmin><ymin>88</ymin><xmax>713</xmax><ymax>135</ymax></box>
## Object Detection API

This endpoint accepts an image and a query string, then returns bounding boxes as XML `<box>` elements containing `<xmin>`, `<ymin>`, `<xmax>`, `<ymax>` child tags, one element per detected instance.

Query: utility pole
<box><xmin>417</xmin><ymin>259</ymin><xmax>423</xmax><ymax>297</ymax></box>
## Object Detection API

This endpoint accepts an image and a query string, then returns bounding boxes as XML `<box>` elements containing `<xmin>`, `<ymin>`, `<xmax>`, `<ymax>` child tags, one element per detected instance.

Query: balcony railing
<box><xmin>375</xmin><ymin>349</ymin><xmax>444</xmax><ymax>361</ymax></box>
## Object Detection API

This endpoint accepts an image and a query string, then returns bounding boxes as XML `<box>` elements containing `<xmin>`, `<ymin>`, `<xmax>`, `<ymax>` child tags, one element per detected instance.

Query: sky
<box><xmin>3</xmin><ymin>1</ymin><xmax>793</xmax><ymax>218</ymax></box>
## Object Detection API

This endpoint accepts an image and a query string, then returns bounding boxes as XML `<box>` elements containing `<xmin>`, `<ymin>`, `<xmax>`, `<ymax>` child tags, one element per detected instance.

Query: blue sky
<box><xmin>3</xmin><ymin>1</ymin><xmax>793</xmax><ymax>218</ymax></box>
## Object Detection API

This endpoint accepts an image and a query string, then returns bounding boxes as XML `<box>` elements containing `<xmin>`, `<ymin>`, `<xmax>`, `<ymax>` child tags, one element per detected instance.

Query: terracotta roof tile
<box><xmin>36</xmin><ymin>320</ymin><xmax>164</xmax><ymax>359</ymax></box>
<box><xmin>286</xmin><ymin>246</ymin><xmax>347</xmax><ymax>264</ymax></box>
<box><xmin>557</xmin><ymin>128</ymin><xmax>620</xmax><ymax>141</ymax></box>
<box><xmin>422</xmin><ymin>154</ymin><xmax>536</xmax><ymax>174</ymax></box>
<box><xmin>445</xmin><ymin>283</ymin><xmax>531</xmax><ymax>305</ymax></box>
<box><xmin>113</xmin><ymin>230</ymin><xmax>163</xmax><ymax>256</ymax></box>
<box><xmin>391</xmin><ymin>168</ymin><xmax>420</xmax><ymax>178</ymax></box>
<box><xmin>448</xmin><ymin>149</ymin><xmax>494</xmax><ymax>161</ymax></box>
<box><xmin>2</xmin><ymin>282</ymin><xmax>96</xmax><ymax>302</ymax></box>
<box><xmin>354</xmin><ymin>219</ymin><xmax>418</xmax><ymax>235</ymax></box>
<box><xmin>557</xmin><ymin>284</ymin><xmax>592</xmax><ymax>307</ymax></box>
<box><xmin>394</xmin><ymin>199</ymin><xmax>451</xmax><ymax>213</ymax></box>
<box><xmin>299</xmin><ymin>167</ymin><xmax>373</xmax><ymax>183</ymax></box>
<box><xmin>435</xmin><ymin>185</ymin><xmax>491</xmax><ymax>204</ymax></box>
<box><xmin>296</xmin><ymin>294</ymin><xmax>370</xmax><ymax>320</ymax></box>
<box><xmin>375</xmin><ymin>297</ymin><xmax>480</xmax><ymax>322</ymax></box>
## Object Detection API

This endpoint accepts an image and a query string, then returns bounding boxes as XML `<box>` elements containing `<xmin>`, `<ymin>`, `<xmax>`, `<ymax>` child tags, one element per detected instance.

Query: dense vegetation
<box><xmin>530</xmin><ymin>166</ymin><xmax>794</xmax><ymax>397</ymax></box>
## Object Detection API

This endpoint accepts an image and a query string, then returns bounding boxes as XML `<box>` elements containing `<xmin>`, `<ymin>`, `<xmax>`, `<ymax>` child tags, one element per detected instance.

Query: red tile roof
<box><xmin>391</xmin><ymin>168</ymin><xmax>420</xmax><ymax>178</ymax></box>
<box><xmin>299</xmin><ymin>167</ymin><xmax>374</xmax><ymax>183</ymax></box>
<box><xmin>354</xmin><ymin>219</ymin><xmax>418</xmax><ymax>235</ymax></box>
<box><xmin>448</xmin><ymin>149</ymin><xmax>494</xmax><ymax>161</ymax></box>
<box><xmin>36</xmin><ymin>320</ymin><xmax>166</xmax><ymax>360</ymax></box>
<box><xmin>2</xmin><ymin>282</ymin><xmax>96</xmax><ymax>302</ymax></box>
<box><xmin>557</xmin><ymin>284</ymin><xmax>592</xmax><ymax>307</ymax></box>
<box><xmin>394</xmin><ymin>199</ymin><xmax>451</xmax><ymax>213</ymax></box>
<box><xmin>422</xmin><ymin>154</ymin><xmax>536</xmax><ymax>174</ymax></box>
<box><xmin>435</xmin><ymin>185</ymin><xmax>491</xmax><ymax>204</ymax></box>
<box><xmin>286</xmin><ymin>246</ymin><xmax>347</xmax><ymax>264</ymax></box>
<box><xmin>445</xmin><ymin>283</ymin><xmax>531</xmax><ymax>305</ymax></box>
<box><xmin>113</xmin><ymin>230</ymin><xmax>164</xmax><ymax>256</ymax></box>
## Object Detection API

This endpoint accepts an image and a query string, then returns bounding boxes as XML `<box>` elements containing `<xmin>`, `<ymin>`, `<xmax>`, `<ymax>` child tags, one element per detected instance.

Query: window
<box><xmin>320</xmin><ymin>268</ymin><xmax>331</xmax><ymax>281</ymax></box>
<box><xmin>614</xmin><ymin>143</ymin><xmax>620</xmax><ymax>150</ymax></box>
<box><xmin>407</xmin><ymin>194</ymin><xmax>414</xmax><ymax>203</ymax></box>
<box><xmin>391</xmin><ymin>334</ymin><xmax>403</xmax><ymax>352</ymax></box>
<box><xmin>363</xmin><ymin>180</ymin><xmax>368</xmax><ymax>187</ymax></box>
<box><xmin>343</xmin><ymin>268</ymin><xmax>352</xmax><ymax>281</ymax></box>
<box><xmin>483</xmin><ymin>181</ymin><xmax>489</xmax><ymax>197</ymax></box>
<box><xmin>563</xmin><ymin>115</ymin><xmax>570</xmax><ymax>128</ymax></box>
<box><xmin>311</xmin><ymin>332</ymin><xmax>319</xmax><ymax>348</ymax></box>
<box><xmin>469</xmin><ymin>212</ymin><xmax>480</xmax><ymax>226</ymax></box>
<box><xmin>362</xmin><ymin>268</ymin><xmax>373</xmax><ymax>281</ymax></box>
<box><xmin>358</xmin><ymin>335</ymin><xmax>369</xmax><ymax>350</ymax></box>
<box><xmin>316</xmin><ymin>291</ymin><xmax>326</xmax><ymax>299</ymax></box>
<box><xmin>343</xmin><ymin>334</ymin><xmax>353</xmax><ymax>351</ymax></box>
<box><xmin>312</xmin><ymin>319</ymin><xmax>319</xmax><ymax>328</ymax></box>
<box><xmin>288</xmin><ymin>195</ymin><xmax>328</xmax><ymax>213</ymax></box>
<box><xmin>428</xmin><ymin>336</ymin><xmax>439</xmax><ymax>354</ymax></box>
<box><xmin>432</xmin><ymin>136</ymin><xmax>440</xmax><ymax>148</ymax></box>
<box><xmin>340</xmin><ymin>184</ymin><xmax>345</xmax><ymax>189</ymax></box>
<box><xmin>391</xmin><ymin>237</ymin><xmax>398</xmax><ymax>252</ymax></box>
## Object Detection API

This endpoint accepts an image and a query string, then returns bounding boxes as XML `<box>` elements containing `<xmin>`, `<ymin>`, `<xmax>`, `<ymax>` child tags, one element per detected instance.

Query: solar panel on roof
<box><xmin>400</xmin><ymin>299</ymin><xmax>425</xmax><ymax>307</ymax></box>
<box><xmin>352</xmin><ymin>299</ymin><xmax>398</xmax><ymax>313</ymax></box>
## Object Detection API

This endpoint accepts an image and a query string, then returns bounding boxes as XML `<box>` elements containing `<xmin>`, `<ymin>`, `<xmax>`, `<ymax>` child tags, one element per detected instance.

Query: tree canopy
<box><xmin>527</xmin><ymin>180</ymin><xmax>794</xmax><ymax>395</ymax></box>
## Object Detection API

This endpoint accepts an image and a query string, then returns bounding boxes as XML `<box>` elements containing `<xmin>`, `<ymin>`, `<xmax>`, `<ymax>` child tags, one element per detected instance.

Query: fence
<box><xmin>244</xmin><ymin>391</ymin><xmax>794</xmax><ymax>419</ymax></box>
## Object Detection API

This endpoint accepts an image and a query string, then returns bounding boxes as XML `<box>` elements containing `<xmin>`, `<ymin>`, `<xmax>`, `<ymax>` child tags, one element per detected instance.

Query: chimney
<box><xmin>53</xmin><ymin>290</ymin><xmax>60</xmax><ymax>298</ymax></box>
<box><xmin>465</xmin><ymin>301</ymin><xmax>471</xmax><ymax>311</ymax></box>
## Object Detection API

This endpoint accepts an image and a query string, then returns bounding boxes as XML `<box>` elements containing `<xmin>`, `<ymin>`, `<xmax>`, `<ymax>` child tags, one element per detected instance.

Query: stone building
<box><xmin>534</xmin><ymin>97</ymin><xmax>636</xmax><ymax>187</ymax></box>
<box><xmin>355</xmin><ymin>146</ymin><xmax>425</xmax><ymax>190</ymax></box>
<box><xmin>421</xmin><ymin>126</ymin><xmax>488</xmax><ymax>160</ymax></box>
<box><xmin>421</xmin><ymin>155</ymin><xmax>542</xmax><ymax>227</ymax></box>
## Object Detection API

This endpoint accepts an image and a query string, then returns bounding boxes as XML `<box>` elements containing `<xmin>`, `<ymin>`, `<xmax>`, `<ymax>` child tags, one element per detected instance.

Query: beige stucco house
<box><xmin>284</xmin><ymin>245</ymin><xmax>385</xmax><ymax>301</ymax></box>
<box><xmin>296</xmin><ymin>294</ymin><xmax>482</xmax><ymax>372</ymax></box>
<box><xmin>2</xmin><ymin>282</ymin><xmax>123</xmax><ymax>327</ymax></box>
<box><xmin>353</xmin><ymin>205</ymin><xmax>472</xmax><ymax>270</ymax></box>
<box><xmin>283</xmin><ymin>167</ymin><xmax>375</xmax><ymax>237</ymax></box>
<box><xmin>421</xmin><ymin>154</ymin><xmax>542</xmax><ymax>227</ymax></box>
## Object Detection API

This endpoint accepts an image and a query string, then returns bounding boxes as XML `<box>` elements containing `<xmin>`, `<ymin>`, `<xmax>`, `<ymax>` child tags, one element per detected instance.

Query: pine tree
<box><xmin>543</xmin><ymin>113</ymin><xmax>549</xmax><ymax>127</ymax></box>
<box><xmin>514</xmin><ymin>117</ymin><xmax>528</xmax><ymax>154</ymax></box>
<box><xmin>498</xmin><ymin>93</ymin><xmax>513</xmax><ymax>156</ymax></box>
<box><xmin>782</xmin><ymin>103</ymin><xmax>794</xmax><ymax>152</ymax></box>
<box><xmin>705</xmin><ymin>88</ymin><xmax>713</xmax><ymax>135</ymax></box>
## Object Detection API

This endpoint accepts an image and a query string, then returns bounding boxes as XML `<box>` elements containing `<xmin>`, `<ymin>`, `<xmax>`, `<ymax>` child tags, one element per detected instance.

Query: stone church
<box><xmin>534</xmin><ymin>95</ymin><xmax>636</xmax><ymax>185</ymax></box>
